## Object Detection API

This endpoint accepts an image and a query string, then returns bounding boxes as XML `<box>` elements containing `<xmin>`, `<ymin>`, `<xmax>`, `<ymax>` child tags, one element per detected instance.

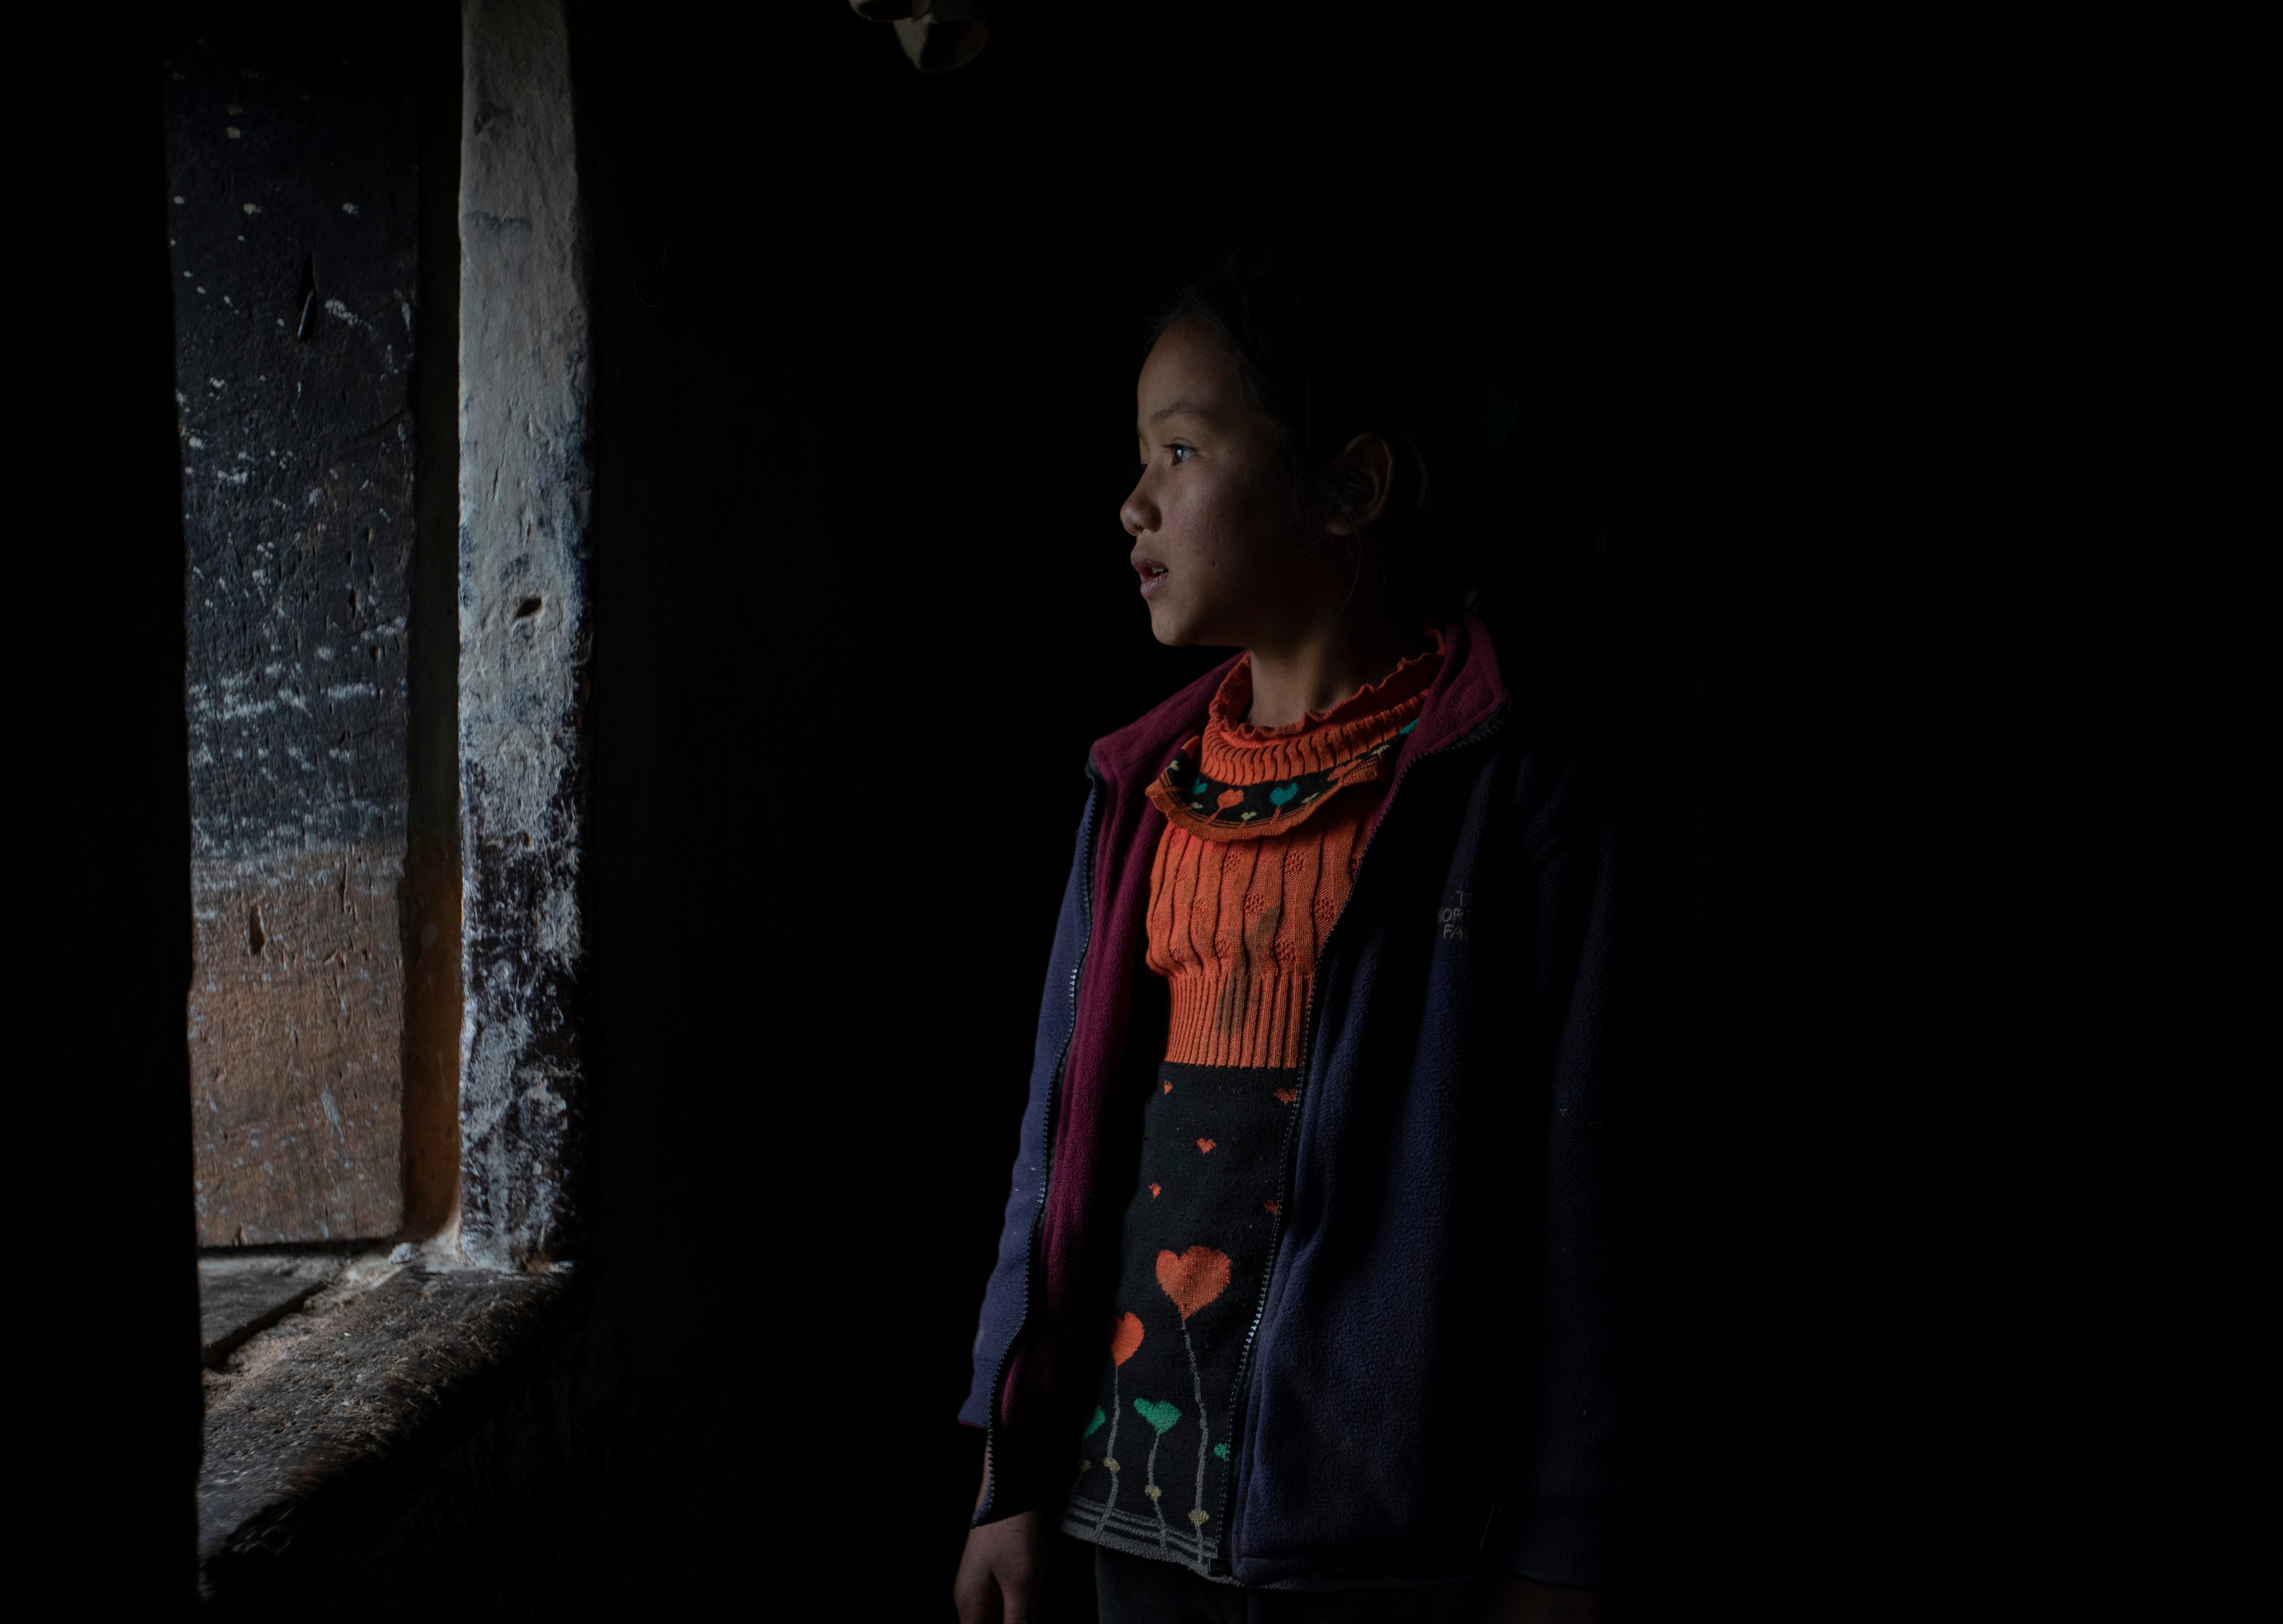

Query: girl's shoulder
<box><xmin>1087</xmin><ymin>651</ymin><xmax>1244</xmax><ymax>789</ymax></box>
<box><xmin>1473</xmin><ymin>666</ymin><xmax>1658</xmax><ymax>858</ymax></box>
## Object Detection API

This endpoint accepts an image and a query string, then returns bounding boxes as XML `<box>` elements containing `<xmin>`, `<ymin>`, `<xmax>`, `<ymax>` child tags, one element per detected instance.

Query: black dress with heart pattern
<box><xmin>1060</xmin><ymin>1058</ymin><xmax>1297</xmax><ymax>1575</ymax></box>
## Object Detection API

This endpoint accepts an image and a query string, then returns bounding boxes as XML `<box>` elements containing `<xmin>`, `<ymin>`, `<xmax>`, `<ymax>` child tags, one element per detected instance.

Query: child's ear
<box><xmin>1325</xmin><ymin>433</ymin><xmax>1396</xmax><ymax>535</ymax></box>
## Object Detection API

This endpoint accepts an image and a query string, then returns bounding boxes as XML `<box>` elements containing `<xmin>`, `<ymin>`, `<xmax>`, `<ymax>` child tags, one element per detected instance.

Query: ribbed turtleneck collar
<box><xmin>1197</xmin><ymin>630</ymin><xmax>1445</xmax><ymax>787</ymax></box>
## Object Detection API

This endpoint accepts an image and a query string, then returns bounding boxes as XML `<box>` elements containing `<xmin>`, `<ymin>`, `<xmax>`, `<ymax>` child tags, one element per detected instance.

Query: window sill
<box><xmin>196</xmin><ymin>1247</ymin><xmax>570</xmax><ymax>1600</ymax></box>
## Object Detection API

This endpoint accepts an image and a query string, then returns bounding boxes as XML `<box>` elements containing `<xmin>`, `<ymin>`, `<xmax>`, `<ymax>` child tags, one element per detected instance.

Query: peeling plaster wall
<box><xmin>457</xmin><ymin>0</ymin><xmax>591</xmax><ymax>1268</ymax></box>
<box><xmin>168</xmin><ymin>31</ymin><xmax>420</xmax><ymax>1245</ymax></box>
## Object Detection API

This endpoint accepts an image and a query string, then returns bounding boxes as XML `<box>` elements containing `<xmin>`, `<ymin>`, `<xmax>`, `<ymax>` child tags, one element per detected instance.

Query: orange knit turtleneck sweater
<box><xmin>1140</xmin><ymin>635</ymin><xmax>1443</xmax><ymax>1069</ymax></box>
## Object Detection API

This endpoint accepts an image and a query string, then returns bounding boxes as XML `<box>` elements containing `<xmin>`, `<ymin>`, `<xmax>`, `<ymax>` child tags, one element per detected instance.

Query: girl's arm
<box><xmin>953</xmin><ymin>1449</ymin><xmax>1045</xmax><ymax>1624</ymax></box>
<box><xmin>1495</xmin><ymin>740</ymin><xmax>1694</xmax><ymax>1591</ymax></box>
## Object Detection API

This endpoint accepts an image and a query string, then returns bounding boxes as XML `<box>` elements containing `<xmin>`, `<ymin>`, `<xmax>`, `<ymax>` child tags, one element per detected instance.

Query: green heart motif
<box><xmin>1132</xmin><ymin>1397</ymin><xmax>1183</xmax><ymax>1436</ymax></box>
<box><xmin>1082</xmin><ymin>1406</ymin><xmax>1106</xmax><ymax>1439</ymax></box>
<box><xmin>1213</xmin><ymin>1442</ymin><xmax>1230</xmax><ymax>1461</ymax></box>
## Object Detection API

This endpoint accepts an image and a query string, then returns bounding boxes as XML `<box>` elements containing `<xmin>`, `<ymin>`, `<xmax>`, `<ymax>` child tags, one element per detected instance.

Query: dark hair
<box><xmin>1149</xmin><ymin>246</ymin><xmax>1475</xmax><ymax>622</ymax></box>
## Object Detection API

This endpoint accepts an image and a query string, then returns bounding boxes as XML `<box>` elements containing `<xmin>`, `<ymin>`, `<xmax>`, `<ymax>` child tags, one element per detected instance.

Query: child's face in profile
<box><xmin>1123</xmin><ymin>318</ymin><xmax>1322</xmax><ymax>651</ymax></box>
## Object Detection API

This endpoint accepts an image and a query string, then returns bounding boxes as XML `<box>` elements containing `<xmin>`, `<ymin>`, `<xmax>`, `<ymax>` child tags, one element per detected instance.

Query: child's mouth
<box><xmin>1135</xmin><ymin>558</ymin><xmax>1169</xmax><ymax>596</ymax></box>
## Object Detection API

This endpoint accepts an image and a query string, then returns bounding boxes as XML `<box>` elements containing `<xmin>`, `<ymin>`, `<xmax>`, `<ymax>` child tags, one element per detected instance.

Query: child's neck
<box><xmin>1243</xmin><ymin>609</ymin><xmax>1426</xmax><ymax>730</ymax></box>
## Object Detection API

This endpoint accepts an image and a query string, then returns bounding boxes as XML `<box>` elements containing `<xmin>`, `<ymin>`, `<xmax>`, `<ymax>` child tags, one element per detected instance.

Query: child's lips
<box><xmin>1134</xmin><ymin>557</ymin><xmax>1169</xmax><ymax>596</ymax></box>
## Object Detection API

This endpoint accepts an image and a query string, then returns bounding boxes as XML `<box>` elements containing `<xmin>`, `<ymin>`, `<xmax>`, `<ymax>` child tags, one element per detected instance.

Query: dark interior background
<box><xmin>48</xmin><ymin>4</ymin><xmax>2268</xmax><ymax>1618</ymax></box>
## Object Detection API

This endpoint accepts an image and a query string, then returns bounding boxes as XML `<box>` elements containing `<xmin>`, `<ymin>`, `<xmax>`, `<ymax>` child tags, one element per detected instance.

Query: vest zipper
<box><xmin>979</xmin><ymin>763</ymin><xmax>1101</xmax><ymax>1524</ymax></box>
<box><xmin>1212</xmin><ymin>706</ymin><xmax>1508</xmax><ymax>1574</ymax></box>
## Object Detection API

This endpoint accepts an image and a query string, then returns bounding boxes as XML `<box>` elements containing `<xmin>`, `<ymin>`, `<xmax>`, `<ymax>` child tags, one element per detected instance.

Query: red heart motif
<box><xmin>1263</xmin><ymin>1200</ymin><xmax>1281</xmax><ymax>1216</ymax></box>
<box><xmin>1162</xmin><ymin>1081</ymin><xmax>1173</xmax><ymax>1094</ymax></box>
<box><xmin>1272</xmin><ymin>1088</ymin><xmax>1297</xmax><ymax>1104</ymax></box>
<box><xmin>1109</xmin><ymin>1312</ymin><xmax>1145</xmax><ymax>1366</ymax></box>
<box><xmin>1196</xmin><ymin>1138</ymin><xmax>1216</xmax><ymax>1154</ymax></box>
<box><xmin>1155</xmin><ymin>1247</ymin><xmax>1231</xmax><ymax>1323</ymax></box>
<box><xmin>1148</xmin><ymin>1183</ymin><xmax>1162</xmax><ymax>1198</ymax></box>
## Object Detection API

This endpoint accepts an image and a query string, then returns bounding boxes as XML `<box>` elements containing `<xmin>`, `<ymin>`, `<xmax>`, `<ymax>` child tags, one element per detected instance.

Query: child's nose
<box><xmin>1120</xmin><ymin>485</ymin><xmax>1152</xmax><ymax>536</ymax></box>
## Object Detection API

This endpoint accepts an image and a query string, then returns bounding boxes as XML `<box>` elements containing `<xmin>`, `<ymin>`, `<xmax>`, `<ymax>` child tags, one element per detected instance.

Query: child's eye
<box><xmin>1170</xmin><ymin>445</ymin><xmax>1193</xmax><ymax>465</ymax></box>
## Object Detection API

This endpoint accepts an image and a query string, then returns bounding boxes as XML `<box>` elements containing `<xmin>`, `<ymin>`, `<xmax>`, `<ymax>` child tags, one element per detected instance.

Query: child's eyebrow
<box><xmin>1147</xmin><ymin>397</ymin><xmax>1209</xmax><ymax>426</ymax></box>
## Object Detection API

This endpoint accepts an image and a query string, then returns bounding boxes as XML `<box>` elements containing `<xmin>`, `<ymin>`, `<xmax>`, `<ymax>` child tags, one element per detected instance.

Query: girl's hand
<box><xmin>953</xmin><ymin>1509</ymin><xmax>1045</xmax><ymax>1624</ymax></box>
<box><xmin>1468</xmin><ymin>1569</ymin><xmax>1601</xmax><ymax>1624</ymax></box>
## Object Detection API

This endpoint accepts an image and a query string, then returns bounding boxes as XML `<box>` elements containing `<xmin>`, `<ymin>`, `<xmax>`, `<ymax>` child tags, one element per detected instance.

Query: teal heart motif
<box><xmin>1082</xmin><ymin>1406</ymin><xmax>1106</xmax><ymax>1439</ymax></box>
<box><xmin>1191</xmin><ymin>778</ymin><xmax>1210</xmax><ymax>796</ymax></box>
<box><xmin>1213</xmin><ymin>1442</ymin><xmax>1230</xmax><ymax>1461</ymax></box>
<box><xmin>1133</xmin><ymin>1397</ymin><xmax>1183</xmax><ymax>1436</ymax></box>
<box><xmin>1268</xmin><ymin>782</ymin><xmax>1298</xmax><ymax>807</ymax></box>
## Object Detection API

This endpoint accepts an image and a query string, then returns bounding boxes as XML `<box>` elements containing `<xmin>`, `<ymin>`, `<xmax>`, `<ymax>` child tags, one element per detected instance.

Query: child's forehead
<box><xmin>1138</xmin><ymin>361</ymin><xmax>1244</xmax><ymax>435</ymax></box>
<box><xmin>1142</xmin><ymin>320</ymin><xmax>1242</xmax><ymax>394</ymax></box>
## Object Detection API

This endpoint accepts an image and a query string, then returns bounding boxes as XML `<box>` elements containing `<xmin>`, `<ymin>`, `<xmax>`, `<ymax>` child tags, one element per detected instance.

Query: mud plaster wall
<box><xmin>457</xmin><ymin>0</ymin><xmax>591</xmax><ymax>1268</ymax></box>
<box><xmin>169</xmin><ymin>30</ymin><xmax>422</xmax><ymax>1246</ymax></box>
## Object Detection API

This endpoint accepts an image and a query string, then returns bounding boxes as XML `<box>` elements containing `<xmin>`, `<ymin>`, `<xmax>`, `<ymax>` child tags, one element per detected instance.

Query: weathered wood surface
<box><xmin>457</xmin><ymin>0</ymin><xmax>592</xmax><ymax>1268</ymax></box>
<box><xmin>198</xmin><ymin>1254</ymin><xmax>341</xmax><ymax>1368</ymax></box>
<box><xmin>199</xmin><ymin>1264</ymin><xmax>567</xmax><ymax>1584</ymax></box>
<box><xmin>167</xmin><ymin>31</ymin><xmax>422</xmax><ymax>1243</ymax></box>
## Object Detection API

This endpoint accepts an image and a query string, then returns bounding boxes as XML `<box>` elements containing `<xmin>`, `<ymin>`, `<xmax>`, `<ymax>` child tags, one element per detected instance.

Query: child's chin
<box><xmin>1144</xmin><ymin>601</ymin><xmax>1188</xmax><ymax>647</ymax></box>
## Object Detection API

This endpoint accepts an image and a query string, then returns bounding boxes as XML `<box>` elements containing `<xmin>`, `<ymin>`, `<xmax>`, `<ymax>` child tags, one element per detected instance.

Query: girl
<box><xmin>953</xmin><ymin>255</ymin><xmax>1690</xmax><ymax>1623</ymax></box>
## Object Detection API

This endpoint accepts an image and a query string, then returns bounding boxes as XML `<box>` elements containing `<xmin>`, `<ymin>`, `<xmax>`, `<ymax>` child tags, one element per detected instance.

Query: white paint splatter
<box><xmin>242</xmin><ymin>202</ymin><xmax>261</xmax><ymax>215</ymax></box>
<box><xmin>343</xmin><ymin>202</ymin><xmax>361</xmax><ymax>216</ymax></box>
